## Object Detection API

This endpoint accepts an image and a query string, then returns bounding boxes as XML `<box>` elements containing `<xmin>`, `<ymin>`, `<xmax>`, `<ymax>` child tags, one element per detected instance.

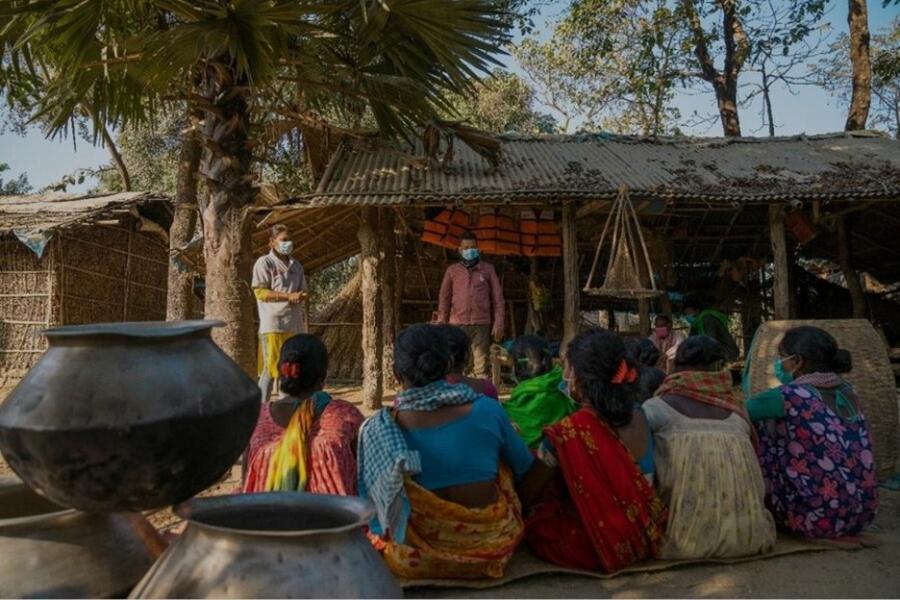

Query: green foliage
<box><xmin>447</xmin><ymin>70</ymin><xmax>558</xmax><ymax>133</ymax></box>
<box><xmin>94</xmin><ymin>107</ymin><xmax>186</xmax><ymax>193</ymax></box>
<box><xmin>0</xmin><ymin>161</ymin><xmax>32</xmax><ymax>194</ymax></box>
<box><xmin>515</xmin><ymin>0</ymin><xmax>686</xmax><ymax>135</ymax></box>
<box><xmin>821</xmin><ymin>19</ymin><xmax>900</xmax><ymax>138</ymax></box>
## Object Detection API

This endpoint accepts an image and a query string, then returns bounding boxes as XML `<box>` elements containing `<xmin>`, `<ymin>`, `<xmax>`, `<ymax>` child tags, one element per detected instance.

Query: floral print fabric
<box><xmin>754</xmin><ymin>383</ymin><xmax>878</xmax><ymax>538</ymax></box>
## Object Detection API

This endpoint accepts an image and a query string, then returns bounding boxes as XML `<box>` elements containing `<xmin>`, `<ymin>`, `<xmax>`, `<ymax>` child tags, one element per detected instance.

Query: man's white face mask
<box><xmin>277</xmin><ymin>240</ymin><xmax>294</xmax><ymax>255</ymax></box>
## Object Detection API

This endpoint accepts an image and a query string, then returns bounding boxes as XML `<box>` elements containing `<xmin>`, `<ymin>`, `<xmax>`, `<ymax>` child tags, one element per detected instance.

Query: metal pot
<box><xmin>130</xmin><ymin>492</ymin><xmax>402</xmax><ymax>599</ymax></box>
<box><xmin>0</xmin><ymin>479</ymin><xmax>165</xmax><ymax>598</ymax></box>
<box><xmin>0</xmin><ymin>321</ymin><xmax>260</xmax><ymax>512</ymax></box>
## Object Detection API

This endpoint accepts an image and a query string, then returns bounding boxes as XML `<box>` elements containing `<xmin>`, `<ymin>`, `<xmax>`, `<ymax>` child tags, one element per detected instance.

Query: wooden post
<box><xmin>836</xmin><ymin>215</ymin><xmax>866</xmax><ymax>318</ymax></box>
<box><xmin>638</xmin><ymin>299</ymin><xmax>651</xmax><ymax>336</ymax></box>
<box><xmin>381</xmin><ymin>210</ymin><xmax>397</xmax><ymax>390</ymax></box>
<box><xmin>562</xmin><ymin>200</ymin><xmax>580</xmax><ymax>350</ymax></box>
<box><xmin>526</xmin><ymin>257</ymin><xmax>541</xmax><ymax>335</ymax></box>
<box><xmin>358</xmin><ymin>207</ymin><xmax>383</xmax><ymax>409</ymax></box>
<box><xmin>769</xmin><ymin>203</ymin><xmax>791</xmax><ymax>320</ymax></box>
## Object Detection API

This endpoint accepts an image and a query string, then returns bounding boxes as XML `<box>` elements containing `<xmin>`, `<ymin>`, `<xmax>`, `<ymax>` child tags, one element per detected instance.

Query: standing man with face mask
<box><xmin>647</xmin><ymin>314</ymin><xmax>686</xmax><ymax>373</ymax></box>
<box><xmin>252</xmin><ymin>224</ymin><xmax>308</xmax><ymax>401</ymax></box>
<box><xmin>437</xmin><ymin>230</ymin><xmax>505</xmax><ymax>378</ymax></box>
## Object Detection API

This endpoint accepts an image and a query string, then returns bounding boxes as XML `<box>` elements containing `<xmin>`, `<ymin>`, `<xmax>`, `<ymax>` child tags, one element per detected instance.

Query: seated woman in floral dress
<box><xmin>747</xmin><ymin>326</ymin><xmax>878</xmax><ymax>538</ymax></box>
<box><xmin>243</xmin><ymin>334</ymin><xmax>363</xmax><ymax>495</ymax></box>
<box><xmin>644</xmin><ymin>336</ymin><xmax>775</xmax><ymax>559</ymax></box>
<box><xmin>526</xmin><ymin>328</ymin><xmax>667</xmax><ymax>573</ymax></box>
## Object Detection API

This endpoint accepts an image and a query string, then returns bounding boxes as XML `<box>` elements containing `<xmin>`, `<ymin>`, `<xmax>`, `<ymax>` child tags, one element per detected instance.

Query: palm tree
<box><xmin>1</xmin><ymin>0</ymin><xmax>508</xmax><ymax>371</ymax></box>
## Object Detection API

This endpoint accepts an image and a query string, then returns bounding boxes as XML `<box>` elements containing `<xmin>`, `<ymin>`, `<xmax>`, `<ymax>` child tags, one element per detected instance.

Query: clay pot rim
<box><xmin>43</xmin><ymin>320</ymin><xmax>224</xmax><ymax>339</ymax></box>
<box><xmin>174</xmin><ymin>492</ymin><xmax>376</xmax><ymax>538</ymax></box>
<box><xmin>0</xmin><ymin>480</ymin><xmax>77</xmax><ymax>526</ymax></box>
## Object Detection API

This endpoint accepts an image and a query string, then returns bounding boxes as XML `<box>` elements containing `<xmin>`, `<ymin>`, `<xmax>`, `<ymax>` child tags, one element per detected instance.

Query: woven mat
<box><xmin>399</xmin><ymin>534</ymin><xmax>876</xmax><ymax>590</ymax></box>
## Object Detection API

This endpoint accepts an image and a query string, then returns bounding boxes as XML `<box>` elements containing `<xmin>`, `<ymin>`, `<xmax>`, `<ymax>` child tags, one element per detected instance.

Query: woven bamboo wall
<box><xmin>0</xmin><ymin>225</ymin><xmax>168</xmax><ymax>394</ymax></box>
<box><xmin>0</xmin><ymin>236</ymin><xmax>58</xmax><ymax>388</ymax></box>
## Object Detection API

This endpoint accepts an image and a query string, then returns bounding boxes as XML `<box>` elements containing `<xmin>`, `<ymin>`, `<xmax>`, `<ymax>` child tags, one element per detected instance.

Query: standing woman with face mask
<box><xmin>747</xmin><ymin>326</ymin><xmax>879</xmax><ymax>538</ymax></box>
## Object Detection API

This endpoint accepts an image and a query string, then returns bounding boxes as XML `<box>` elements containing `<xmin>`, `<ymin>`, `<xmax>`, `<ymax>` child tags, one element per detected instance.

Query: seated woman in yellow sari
<box><xmin>358</xmin><ymin>324</ymin><xmax>541</xmax><ymax>580</ymax></box>
<box><xmin>243</xmin><ymin>335</ymin><xmax>363</xmax><ymax>495</ymax></box>
<box><xmin>644</xmin><ymin>336</ymin><xmax>775</xmax><ymax>559</ymax></box>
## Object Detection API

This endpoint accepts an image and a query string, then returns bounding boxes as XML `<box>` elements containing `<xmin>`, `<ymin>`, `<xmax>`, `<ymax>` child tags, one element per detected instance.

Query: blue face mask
<box><xmin>774</xmin><ymin>358</ymin><xmax>794</xmax><ymax>384</ymax></box>
<box><xmin>684</xmin><ymin>314</ymin><xmax>698</xmax><ymax>326</ymax></box>
<box><xmin>460</xmin><ymin>247</ymin><xmax>479</xmax><ymax>261</ymax></box>
<box><xmin>559</xmin><ymin>379</ymin><xmax>575</xmax><ymax>401</ymax></box>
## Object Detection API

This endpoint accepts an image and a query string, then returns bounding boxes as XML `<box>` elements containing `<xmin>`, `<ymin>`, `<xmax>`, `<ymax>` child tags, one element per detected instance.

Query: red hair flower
<box><xmin>610</xmin><ymin>359</ymin><xmax>638</xmax><ymax>385</ymax></box>
<box><xmin>280</xmin><ymin>362</ymin><xmax>301</xmax><ymax>379</ymax></box>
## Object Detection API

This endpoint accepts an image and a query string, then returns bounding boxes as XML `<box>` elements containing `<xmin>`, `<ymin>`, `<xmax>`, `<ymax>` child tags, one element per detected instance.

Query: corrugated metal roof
<box><xmin>294</xmin><ymin>131</ymin><xmax>900</xmax><ymax>206</ymax></box>
<box><xmin>0</xmin><ymin>191</ymin><xmax>170</xmax><ymax>234</ymax></box>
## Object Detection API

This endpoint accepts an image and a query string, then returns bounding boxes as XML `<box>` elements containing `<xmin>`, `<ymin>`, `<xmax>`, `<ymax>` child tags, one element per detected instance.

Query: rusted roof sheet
<box><xmin>293</xmin><ymin>131</ymin><xmax>900</xmax><ymax>206</ymax></box>
<box><xmin>0</xmin><ymin>191</ymin><xmax>170</xmax><ymax>234</ymax></box>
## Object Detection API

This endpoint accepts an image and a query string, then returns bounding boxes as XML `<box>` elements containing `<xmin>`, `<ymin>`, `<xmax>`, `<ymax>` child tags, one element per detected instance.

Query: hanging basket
<box><xmin>583</xmin><ymin>186</ymin><xmax>662</xmax><ymax>299</ymax></box>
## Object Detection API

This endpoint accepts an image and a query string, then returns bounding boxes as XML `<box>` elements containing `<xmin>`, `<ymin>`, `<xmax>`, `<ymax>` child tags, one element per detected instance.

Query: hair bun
<box><xmin>416</xmin><ymin>350</ymin><xmax>447</xmax><ymax>380</ymax></box>
<box><xmin>831</xmin><ymin>348</ymin><xmax>853</xmax><ymax>374</ymax></box>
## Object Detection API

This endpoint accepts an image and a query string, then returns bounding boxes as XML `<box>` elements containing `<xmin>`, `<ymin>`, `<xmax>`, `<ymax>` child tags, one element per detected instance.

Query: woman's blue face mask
<box><xmin>774</xmin><ymin>357</ymin><xmax>795</xmax><ymax>384</ymax></box>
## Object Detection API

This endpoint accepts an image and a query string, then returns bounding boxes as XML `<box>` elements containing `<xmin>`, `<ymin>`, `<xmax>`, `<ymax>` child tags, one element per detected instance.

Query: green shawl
<box><xmin>690</xmin><ymin>308</ymin><xmax>730</xmax><ymax>337</ymax></box>
<box><xmin>503</xmin><ymin>365</ymin><xmax>577</xmax><ymax>448</ymax></box>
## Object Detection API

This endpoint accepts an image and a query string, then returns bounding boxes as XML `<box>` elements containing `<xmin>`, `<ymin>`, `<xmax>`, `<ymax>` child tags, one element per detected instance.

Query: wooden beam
<box><xmin>836</xmin><ymin>215</ymin><xmax>867</xmax><ymax>318</ymax></box>
<box><xmin>381</xmin><ymin>209</ymin><xmax>398</xmax><ymax>390</ymax></box>
<box><xmin>358</xmin><ymin>207</ymin><xmax>383</xmax><ymax>409</ymax></box>
<box><xmin>638</xmin><ymin>298</ymin><xmax>651</xmax><ymax>336</ymax></box>
<box><xmin>769</xmin><ymin>203</ymin><xmax>791</xmax><ymax>320</ymax></box>
<box><xmin>562</xmin><ymin>200</ymin><xmax>580</xmax><ymax>350</ymax></box>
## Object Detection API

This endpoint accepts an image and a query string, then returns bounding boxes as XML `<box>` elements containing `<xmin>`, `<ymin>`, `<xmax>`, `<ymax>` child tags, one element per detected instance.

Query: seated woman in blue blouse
<box><xmin>358</xmin><ymin>324</ymin><xmax>540</xmax><ymax>580</ymax></box>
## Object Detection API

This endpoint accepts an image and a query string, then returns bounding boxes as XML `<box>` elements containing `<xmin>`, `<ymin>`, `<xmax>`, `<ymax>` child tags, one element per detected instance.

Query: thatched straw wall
<box><xmin>0</xmin><ymin>224</ymin><xmax>168</xmax><ymax>393</ymax></box>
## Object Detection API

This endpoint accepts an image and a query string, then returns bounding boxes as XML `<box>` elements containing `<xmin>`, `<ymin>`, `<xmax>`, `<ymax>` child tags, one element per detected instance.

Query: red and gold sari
<box><xmin>526</xmin><ymin>408</ymin><xmax>667</xmax><ymax>572</ymax></box>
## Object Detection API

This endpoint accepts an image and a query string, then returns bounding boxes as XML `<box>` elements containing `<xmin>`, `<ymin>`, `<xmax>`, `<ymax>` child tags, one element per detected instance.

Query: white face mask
<box><xmin>277</xmin><ymin>240</ymin><xmax>293</xmax><ymax>255</ymax></box>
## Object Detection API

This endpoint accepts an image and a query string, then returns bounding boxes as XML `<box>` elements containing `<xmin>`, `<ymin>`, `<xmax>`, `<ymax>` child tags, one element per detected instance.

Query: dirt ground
<box><xmin>410</xmin><ymin>490</ymin><xmax>900</xmax><ymax>599</ymax></box>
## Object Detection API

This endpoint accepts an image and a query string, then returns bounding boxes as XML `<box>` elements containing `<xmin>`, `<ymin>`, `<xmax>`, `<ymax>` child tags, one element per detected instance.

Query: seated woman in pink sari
<box><xmin>243</xmin><ymin>334</ymin><xmax>363</xmax><ymax>494</ymax></box>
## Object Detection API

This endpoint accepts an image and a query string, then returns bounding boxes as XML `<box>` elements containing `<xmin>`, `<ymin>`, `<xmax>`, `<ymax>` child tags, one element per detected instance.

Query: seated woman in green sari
<box><xmin>503</xmin><ymin>335</ymin><xmax>576</xmax><ymax>447</ymax></box>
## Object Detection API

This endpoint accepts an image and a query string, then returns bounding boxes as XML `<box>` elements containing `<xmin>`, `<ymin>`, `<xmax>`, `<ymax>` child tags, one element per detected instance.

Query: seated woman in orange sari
<box><xmin>243</xmin><ymin>334</ymin><xmax>363</xmax><ymax>495</ymax></box>
<box><xmin>358</xmin><ymin>324</ymin><xmax>542</xmax><ymax>580</ymax></box>
<box><xmin>526</xmin><ymin>328</ymin><xmax>668</xmax><ymax>573</ymax></box>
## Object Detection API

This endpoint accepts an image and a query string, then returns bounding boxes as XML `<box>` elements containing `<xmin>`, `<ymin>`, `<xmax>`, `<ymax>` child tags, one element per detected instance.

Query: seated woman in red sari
<box><xmin>526</xmin><ymin>328</ymin><xmax>668</xmax><ymax>572</ymax></box>
<box><xmin>243</xmin><ymin>334</ymin><xmax>364</xmax><ymax>495</ymax></box>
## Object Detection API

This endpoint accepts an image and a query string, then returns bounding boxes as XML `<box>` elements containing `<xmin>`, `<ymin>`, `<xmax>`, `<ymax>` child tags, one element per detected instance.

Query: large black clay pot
<box><xmin>0</xmin><ymin>321</ymin><xmax>260</xmax><ymax>512</ymax></box>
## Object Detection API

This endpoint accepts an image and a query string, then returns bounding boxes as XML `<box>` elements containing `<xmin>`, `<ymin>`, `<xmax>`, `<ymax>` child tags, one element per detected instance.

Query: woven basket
<box><xmin>745</xmin><ymin>319</ymin><xmax>898</xmax><ymax>478</ymax></box>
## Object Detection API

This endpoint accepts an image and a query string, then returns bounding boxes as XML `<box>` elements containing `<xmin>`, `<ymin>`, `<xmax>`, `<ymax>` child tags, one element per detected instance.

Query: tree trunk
<box><xmin>769</xmin><ymin>204</ymin><xmax>791</xmax><ymax>320</ymax></box>
<box><xmin>836</xmin><ymin>215</ymin><xmax>867</xmax><ymax>318</ymax></box>
<box><xmin>381</xmin><ymin>209</ymin><xmax>397</xmax><ymax>390</ymax></box>
<box><xmin>197</xmin><ymin>60</ymin><xmax>257</xmax><ymax>375</ymax></box>
<box><xmin>762</xmin><ymin>62</ymin><xmax>776</xmax><ymax>137</ymax></box>
<box><xmin>845</xmin><ymin>0</ymin><xmax>872</xmax><ymax>131</ymax></box>
<box><xmin>166</xmin><ymin>111</ymin><xmax>202</xmax><ymax>321</ymax></box>
<box><xmin>715</xmin><ymin>80</ymin><xmax>743</xmax><ymax>137</ymax></box>
<box><xmin>359</xmin><ymin>207</ymin><xmax>383</xmax><ymax>409</ymax></box>
<box><xmin>561</xmin><ymin>200</ymin><xmax>580</xmax><ymax>351</ymax></box>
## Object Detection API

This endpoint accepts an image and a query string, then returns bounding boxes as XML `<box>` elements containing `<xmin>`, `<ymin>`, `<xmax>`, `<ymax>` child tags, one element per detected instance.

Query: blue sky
<box><xmin>0</xmin><ymin>1</ymin><xmax>896</xmax><ymax>193</ymax></box>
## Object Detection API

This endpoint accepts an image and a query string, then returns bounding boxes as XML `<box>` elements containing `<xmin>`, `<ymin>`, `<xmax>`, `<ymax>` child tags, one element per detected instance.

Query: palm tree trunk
<box><xmin>197</xmin><ymin>60</ymin><xmax>257</xmax><ymax>374</ymax></box>
<box><xmin>166</xmin><ymin>110</ymin><xmax>202</xmax><ymax>321</ymax></box>
<box><xmin>845</xmin><ymin>0</ymin><xmax>871</xmax><ymax>131</ymax></box>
